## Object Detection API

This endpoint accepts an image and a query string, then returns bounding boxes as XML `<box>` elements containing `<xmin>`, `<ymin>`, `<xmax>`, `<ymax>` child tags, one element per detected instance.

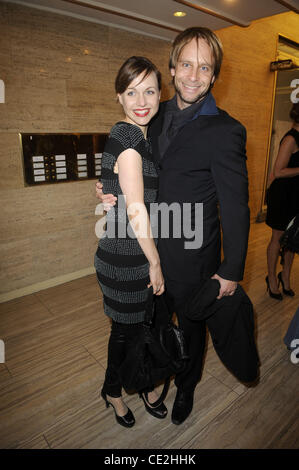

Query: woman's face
<box><xmin>118</xmin><ymin>71</ymin><xmax>160</xmax><ymax>131</ymax></box>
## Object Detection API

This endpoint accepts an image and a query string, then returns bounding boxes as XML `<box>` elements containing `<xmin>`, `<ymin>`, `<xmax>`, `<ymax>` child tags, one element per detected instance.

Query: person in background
<box><xmin>266</xmin><ymin>102</ymin><xmax>299</xmax><ymax>300</ymax></box>
<box><xmin>95</xmin><ymin>56</ymin><xmax>167</xmax><ymax>428</ymax></box>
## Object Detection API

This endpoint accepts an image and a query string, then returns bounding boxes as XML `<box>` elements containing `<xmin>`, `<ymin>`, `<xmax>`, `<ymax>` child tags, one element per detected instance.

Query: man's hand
<box><xmin>95</xmin><ymin>181</ymin><xmax>117</xmax><ymax>211</ymax></box>
<box><xmin>211</xmin><ymin>273</ymin><xmax>237</xmax><ymax>299</ymax></box>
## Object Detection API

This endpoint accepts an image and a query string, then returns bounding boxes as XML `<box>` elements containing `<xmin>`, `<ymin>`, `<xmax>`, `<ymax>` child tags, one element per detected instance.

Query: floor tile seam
<box><xmin>0</xmin><ymin>360</ymin><xmax>102</xmax><ymax>416</ymax></box>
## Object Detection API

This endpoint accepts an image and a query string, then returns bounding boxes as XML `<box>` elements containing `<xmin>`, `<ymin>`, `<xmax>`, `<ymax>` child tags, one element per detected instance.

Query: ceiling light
<box><xmin>174</xmin><ymin>11</ymin><xmax>186</xmax><ymax>17</ymax></box>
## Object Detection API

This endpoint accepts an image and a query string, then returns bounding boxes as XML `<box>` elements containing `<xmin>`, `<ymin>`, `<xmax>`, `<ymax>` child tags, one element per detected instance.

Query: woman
<box><xmin>94</xmin><ymin>56</ymin><xmax>166</xmax><ymax>428</ymax></box>
<box><xmin>266</xmin><ymin>102</ymin><xmax>299</xmax><ymax>299</ymax></box>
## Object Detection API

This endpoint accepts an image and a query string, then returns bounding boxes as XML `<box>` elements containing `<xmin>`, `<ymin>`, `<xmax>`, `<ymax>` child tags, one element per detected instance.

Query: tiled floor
<box><xmin>0</xmin><ymin>222</ymin><xmax>298</xmax><ymax>449</ymax></box>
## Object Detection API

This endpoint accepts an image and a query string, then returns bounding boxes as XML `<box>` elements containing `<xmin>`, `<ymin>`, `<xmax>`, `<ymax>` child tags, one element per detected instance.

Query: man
<box><xmin>96</xmin><ymin>27</ymin><xmax>250</xmax><ymax>425</ymax></box>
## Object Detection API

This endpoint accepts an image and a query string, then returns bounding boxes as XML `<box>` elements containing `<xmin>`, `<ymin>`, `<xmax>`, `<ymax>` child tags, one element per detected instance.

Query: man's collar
<box><xmin>191</xmin><ymin>92</ymin><xmax>219</xmax><ymax>120</ymax></box>
<box><xmin>165</xmin><ymin>92</ymin><xmax>219</xmax><ymax>121</ymax></box>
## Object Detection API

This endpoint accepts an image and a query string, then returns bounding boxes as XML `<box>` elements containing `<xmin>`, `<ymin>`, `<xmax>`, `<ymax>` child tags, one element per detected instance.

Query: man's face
<box><xmin>171</xmin><ymin>37</ymin><xmax>215</xmax><ymax>110</ymax></box>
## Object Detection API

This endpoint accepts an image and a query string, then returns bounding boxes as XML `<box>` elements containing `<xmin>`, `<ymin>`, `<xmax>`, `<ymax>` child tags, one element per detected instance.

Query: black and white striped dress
<box><xmin>94</xmin><ymin>122</ymin><xmax>159</xmax><ymax>324</ymax></box>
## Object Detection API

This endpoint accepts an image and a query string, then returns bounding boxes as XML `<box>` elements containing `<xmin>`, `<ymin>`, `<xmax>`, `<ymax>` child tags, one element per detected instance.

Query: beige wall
<box><xmin>213</xmin><ymin>12</ymin><xmax>299</xmax><ymax>218</ymax></box>
<box><xmin>0</xmin><ymin>2</ymin><xmax>172</xmax><ymax>301</ymax></box>
<box><xmin>1</xmin><ymin>2</ymin><xmax>298</xmax><ymax>300</ymax></box>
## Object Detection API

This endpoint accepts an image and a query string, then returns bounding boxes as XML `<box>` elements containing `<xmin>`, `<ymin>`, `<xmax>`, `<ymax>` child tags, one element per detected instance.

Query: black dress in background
<box><xmin>266</xmin><ymin>128</ymin><xmax>299</xmax><ymax>231</ymax></box>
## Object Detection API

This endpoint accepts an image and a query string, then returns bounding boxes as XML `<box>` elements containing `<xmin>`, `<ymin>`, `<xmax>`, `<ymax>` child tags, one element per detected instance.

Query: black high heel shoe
<box><xmin>139</xmin><ymin>391</ymin><xmax>168</xmax><ymax>419</ymax></box>
<box><xmin>278</xmin><ymin>272</ymin><xmax>295</xmax><ymax>297</ymax></box>
<box><xmin>101</xmin><ymin>389</ymin><xmax>135</xmax><ymax>428</ymax></box>
<box><xmin>265</xmin><ymin>276</ymin><xmax>283</xmax><ymax>301</ymax></box>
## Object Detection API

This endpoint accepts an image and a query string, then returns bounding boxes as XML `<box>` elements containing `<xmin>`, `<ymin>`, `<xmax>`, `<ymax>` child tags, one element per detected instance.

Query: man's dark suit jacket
<box><xmin>149</xmin><ymin>99</ymin><xmax>250</xmax><ymax>284</ymax></box>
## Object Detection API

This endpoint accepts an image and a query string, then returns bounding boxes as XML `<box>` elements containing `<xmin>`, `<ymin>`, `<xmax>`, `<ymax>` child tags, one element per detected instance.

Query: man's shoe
<box><xmin>171</xmin><ymin>389</ymin><xmax>194</xmax><ymax>425</ymax></box>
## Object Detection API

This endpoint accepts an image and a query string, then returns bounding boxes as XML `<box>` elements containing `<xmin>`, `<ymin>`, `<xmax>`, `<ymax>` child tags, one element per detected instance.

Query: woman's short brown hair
<box><xmin>290</xmin><ymin>102</ymin><xmax>299</xmax><ymax>124</ymax></box>
<box><xmin>115</xmin><ymin>56</ymin><xmax>161</xmax><ymax>94</ymax></box>
<box><xmin>169</xmin><ymin>27</ymin><xmax>223</xmax><ymax>80</ymax></box>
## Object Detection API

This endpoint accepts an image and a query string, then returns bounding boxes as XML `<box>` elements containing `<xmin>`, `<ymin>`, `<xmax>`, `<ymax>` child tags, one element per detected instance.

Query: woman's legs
<box><xmin>103</xmin><ymin>319</ymin><xmax>167</xmax><ymax>417</ymax></box>
<box><xmin>267</xmin><ymin>228</ymin><xmax>284</xmax><ymax>293</ymax></box>
<box><xmin>103</xmin><ymin>321</ymin><xmax>144</xmax><ymax>416</ymax></box>
<box><xmin>103</xmin><ymin>321</ymin><xmax>128</xmax><ymax>416</ymax></box>
<box><xmin>280</xmin><ymin>250</ymin><xmax>295</xmax><ymax>290</ymax></box>
<box><xmin>267</xmin><ymin>229</ymin><xmax>295</xmax><ymax>293</ymax></box>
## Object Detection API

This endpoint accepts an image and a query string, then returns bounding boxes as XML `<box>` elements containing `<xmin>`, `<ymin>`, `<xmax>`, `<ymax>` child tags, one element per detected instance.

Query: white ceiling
<box><xmin>5</xmin><ymin>0</ymin><xmax>299</xmax><ymax>41</ymax></box>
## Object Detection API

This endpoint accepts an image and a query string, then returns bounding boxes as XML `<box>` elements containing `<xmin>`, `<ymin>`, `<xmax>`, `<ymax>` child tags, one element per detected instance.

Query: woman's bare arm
<box><xmin>117</xmin><ymin>148</ymin><xmax>164</xmax><ymax>295</ymax></box>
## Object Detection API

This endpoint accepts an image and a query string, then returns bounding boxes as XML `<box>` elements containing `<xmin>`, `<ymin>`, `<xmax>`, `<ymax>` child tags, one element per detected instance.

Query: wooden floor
<box><xmin>0</xmin><ymin>222</ymin><xmax>298</xmax><ymax>449</ymax></box>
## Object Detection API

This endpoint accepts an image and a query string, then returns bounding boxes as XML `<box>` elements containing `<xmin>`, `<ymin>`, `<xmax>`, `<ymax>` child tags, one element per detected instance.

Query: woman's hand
<box><xmin>95</xmin><ymin>181</ymin><xmax>117</xmax><ymax>211</ymax></box>
<box><xmin>148</xmin><ymin>262</ymin><xmax>165</xmax><ymax>295</ymax></box>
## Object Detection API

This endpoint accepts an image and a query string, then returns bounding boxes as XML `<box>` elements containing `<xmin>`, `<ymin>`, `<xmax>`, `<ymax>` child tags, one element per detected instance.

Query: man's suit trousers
<box><xmin>162</xmin><ymin>277</ymin><xmax>207</xmax><ymax>392</ymax></box>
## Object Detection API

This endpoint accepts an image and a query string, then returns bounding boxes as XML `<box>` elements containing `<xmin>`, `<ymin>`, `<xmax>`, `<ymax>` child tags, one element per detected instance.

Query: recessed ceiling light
<box><xmin>174</xmin><ymin>11</ymin><xmax>186</xmax><ymax>17</ymax></box>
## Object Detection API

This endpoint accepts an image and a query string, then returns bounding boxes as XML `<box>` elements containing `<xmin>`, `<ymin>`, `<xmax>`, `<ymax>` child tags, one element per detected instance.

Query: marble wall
<box><xmin>213</xmin><ymin>12</ymin><xmax>299</xmax><ymax>218</ymax></box>
<box><xmin>0</xmin><ymin>2</ymin><xmax>172</xmax><ymax>300</ymax></box>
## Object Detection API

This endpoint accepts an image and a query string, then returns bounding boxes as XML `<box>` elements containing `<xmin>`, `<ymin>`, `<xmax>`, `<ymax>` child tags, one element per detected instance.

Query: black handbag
<box><xmin>119</xmin><ymin>287</ymin><xmax>188</xmax><ymax>402</ymax></box>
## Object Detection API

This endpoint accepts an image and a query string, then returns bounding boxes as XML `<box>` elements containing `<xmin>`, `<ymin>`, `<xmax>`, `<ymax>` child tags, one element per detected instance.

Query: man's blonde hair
<box><xmin>169</xmin><ymin>27</ymin><xmax>223</xmax><ymax>80</ymax></box>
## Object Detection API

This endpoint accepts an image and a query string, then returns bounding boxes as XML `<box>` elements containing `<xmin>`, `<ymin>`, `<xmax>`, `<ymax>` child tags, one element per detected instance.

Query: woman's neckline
<box><xmin>116</xmin><ymin>121</ymin><xmax>148</xmax><ymax>140</ymax></box>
